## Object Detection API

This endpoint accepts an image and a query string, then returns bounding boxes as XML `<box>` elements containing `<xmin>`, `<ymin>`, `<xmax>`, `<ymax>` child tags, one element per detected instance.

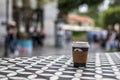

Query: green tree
<box><xmin>37</xmin><ymin>0</ymin><xmax>44</xmax><ymax>8</ymax></box>
<box><xmin>100</xmin><ymin>6</ymin><xmax>120</xmax><ymax>28</ymax></box>
<box><xmin>77</xmin><ymin>5</ymin><xmax>99</xmax><ymax>26</ymax></box>
<box><xmin>58</xmin><ymin>0</ymin><xmax>104</xmax><ymax>18</ymax></box>
<box><xmin>109</xmin><ymin>0</ymin><xmax>120</xmax><ymax>7</ymax></box>
<box><xmin>100</xmin><ymin>6</ymin><xmax>120</xmax><ymax>51</ymax></box>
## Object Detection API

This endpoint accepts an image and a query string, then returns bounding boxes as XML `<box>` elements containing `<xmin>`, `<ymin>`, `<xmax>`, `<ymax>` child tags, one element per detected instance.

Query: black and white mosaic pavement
<box><xmin>0</xmin><ymin>52</ymin><xmax>120</xmax><ymax>80</ymax></box>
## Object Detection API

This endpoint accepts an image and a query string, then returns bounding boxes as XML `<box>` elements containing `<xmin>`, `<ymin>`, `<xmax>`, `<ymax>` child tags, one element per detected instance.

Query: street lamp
<box><xmin>6</xmin><ymin>0</ymin><xmax>9</xmax><ymax>24</ymax></box>
<box><xmin>4</xmin><ymin>0</ymin><xmax>9</xmax><ymax>57</ymax></box>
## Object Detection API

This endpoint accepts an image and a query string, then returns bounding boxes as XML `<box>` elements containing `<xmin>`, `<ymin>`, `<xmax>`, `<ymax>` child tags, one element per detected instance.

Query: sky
<box><xmin>98</xmin><ymin>0</ymin><xmax>110</xmax><ymax>11</ymax></box>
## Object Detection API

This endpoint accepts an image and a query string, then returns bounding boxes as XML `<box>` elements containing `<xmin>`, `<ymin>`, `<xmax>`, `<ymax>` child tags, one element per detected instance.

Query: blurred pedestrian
<box><xmin>9</xmin><ymin>27</ymin><xmax>18</xmax><ymax>57</ymax></box>
<box><xmin>56</xmin><ymin>26</ymin><xmax>65</xmax><ymax>47</ymax></box>
<box><xmin>4</xmin><ymin>23</ymin><xmax>17</xmax><ymax>57</ymax></box>
<box><xmin>38</xmin><ymin>28</ymin><xmax>45</xmax><ymax>46</ymax></box>
<box><xmin>32</xmin><ymin>28</ymin><xmax>45</xmax><ymax>47</ymax></box>
<box><xmin>101</xmin><ymin>30</ymin><xmax>107</xmax><ymax>48</ymax></box>
<box><xmin>4</xmin><ymin>24</ymin><xmax>12</xmax><ymax>57</ymax></box>
<box><xmin>115</xmin><ymin>29</ymin><xmax>120</xmax><ymax>51</ymax></box>
<box><xmin>65</xmin><ymin>30</ymin><xmax>72</xmax><ymax>42</ymax></box>
<box><xmin>106</xmin><ymin>31</ymin><xmax>116</xmax><ymax>51</ymax></box>
<box><xmin>93</xmin><ymin>30</ymin><xmax>101</xmax><ymax>44</ymax></box>
<box><xmin>87</xmin><ymin>30</ymin><xmax>94</xmax><ymax>45</ymax></box>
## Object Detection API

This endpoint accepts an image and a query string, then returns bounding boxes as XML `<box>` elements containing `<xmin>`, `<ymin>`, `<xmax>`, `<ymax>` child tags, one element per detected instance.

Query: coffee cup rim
<box><xmin>72</xmin><ymin>41</ymin><xmax>89</xmax><ymax>48</ymax></box>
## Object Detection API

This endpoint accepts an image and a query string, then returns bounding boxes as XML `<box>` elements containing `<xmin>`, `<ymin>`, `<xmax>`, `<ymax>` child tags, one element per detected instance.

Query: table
<box><xmin>0</xmin><ymin>52</ymin><xmax>120</xmax><ymax>80</ymax></box>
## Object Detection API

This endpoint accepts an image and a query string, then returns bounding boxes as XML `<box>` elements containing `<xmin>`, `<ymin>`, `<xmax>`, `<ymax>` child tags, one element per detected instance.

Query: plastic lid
<box><xmin>72</xmin><ymin>41</ymin><xmax>89</xmax><ymax>48</ymax></box>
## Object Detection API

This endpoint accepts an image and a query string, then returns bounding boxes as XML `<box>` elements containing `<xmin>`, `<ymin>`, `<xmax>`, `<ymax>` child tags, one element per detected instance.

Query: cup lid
<box><xmin>72</xmin><ymin>41</ymin><xmax>89</xmax><ymax>48</ymax></box>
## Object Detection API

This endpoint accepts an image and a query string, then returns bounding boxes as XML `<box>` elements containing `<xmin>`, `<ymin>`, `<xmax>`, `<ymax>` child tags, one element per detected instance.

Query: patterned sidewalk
<box><xmin>0</xmin><ymin>52</ymin><xmax>120</xmax><ymax>80</ymax></box>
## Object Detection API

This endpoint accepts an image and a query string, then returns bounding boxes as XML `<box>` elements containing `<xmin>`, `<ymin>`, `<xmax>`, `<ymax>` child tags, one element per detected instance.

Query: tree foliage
<box><xmin>37</xmin><ymin>0</ymin><xmax>44</xmax><ymax>8</ymax></box>
<box><xmin>77</xmin><ymin>5</ymin><xmax>99</xmax><ymax>26</ymax></box>
<box><xmin>100</xmin><ymin>6</ymin><xmax>120</xmax><ymax>28</ymax></box>
<box><xmin>109</xmin><ymin>0</ymin><xmax>120</xmax><ymax>7</ymax></box>
<box><xmin>58</xmin><ymin>0</ymin><xmax>104</xmax><ymax>17</ymax></box>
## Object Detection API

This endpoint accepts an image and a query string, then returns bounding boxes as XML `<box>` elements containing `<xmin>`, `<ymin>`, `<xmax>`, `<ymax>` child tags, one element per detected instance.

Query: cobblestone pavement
<box><xmin>1</xmin><ymin>43</ymin><xmax>120</xmax><ymax>80</ymax></box>
<box><xmin>0</xmin><ymin>52</ymin><xmax>120</xmax><ymax>80</ymax></box>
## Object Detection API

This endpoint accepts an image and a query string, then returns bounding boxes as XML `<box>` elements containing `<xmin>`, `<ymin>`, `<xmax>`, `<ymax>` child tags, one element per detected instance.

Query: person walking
<box><xmin>9</xmin><ymin>26</ymin><xmax>18</xmax><ymax>57</ymax></box>
<box><xmin>101</xmin><ymin>30</ymin><xmax>107</xmax><ymax>48</ymax></box>
<box><xmin>4</xmin><ymin>24</ymin><xmax>15</xmax><ymax>57</ymax></box>
<box><xmin>87</xmin><ymin>30</ymin><xmax>94</xmax><ymax>45</ymax></box>
<box><xmin>4</xmin><ymin>23</ymin><xmax>18</xmax><ymax>57</ymax></box>
<box><xmin>106</xmin><ymin>30</ymin><xmax>116</xmax><ymax>51</ymax></box>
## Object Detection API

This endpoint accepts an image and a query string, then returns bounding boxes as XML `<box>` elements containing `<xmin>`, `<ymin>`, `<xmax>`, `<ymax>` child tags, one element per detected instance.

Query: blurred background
<box><xmin>0</xmin><ymin>0</ymin><xmax>120</xmax><ymax>57</ymax></box>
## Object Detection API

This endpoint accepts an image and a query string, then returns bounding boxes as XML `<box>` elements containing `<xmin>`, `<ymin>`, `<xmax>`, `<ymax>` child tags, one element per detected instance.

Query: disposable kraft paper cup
<box><xmin>72</xmin><ymin>41</ymin><xmax>89</xmax><ymax>67</ymax></box>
